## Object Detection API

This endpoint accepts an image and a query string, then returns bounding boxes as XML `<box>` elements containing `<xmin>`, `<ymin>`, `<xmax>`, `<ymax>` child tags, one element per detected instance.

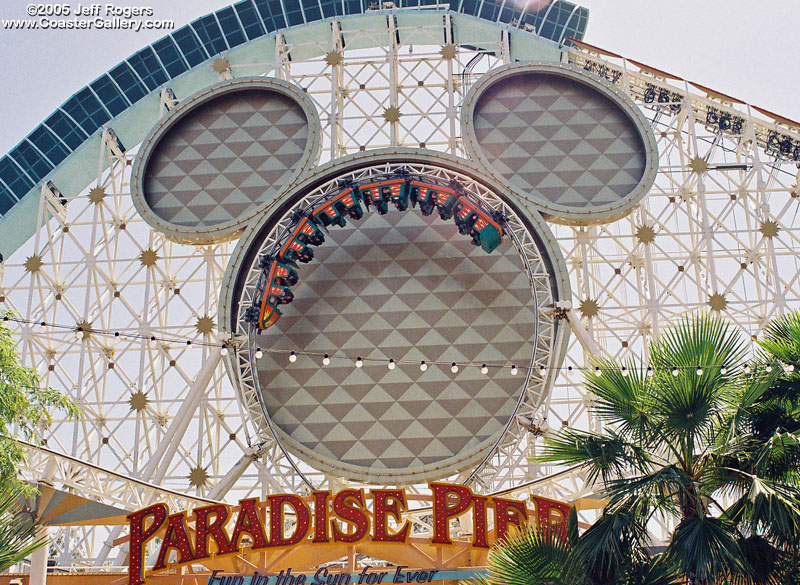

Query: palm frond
<box><xmin>603</xmin><ymin>465</ymin><xmax>690</xmax><ymax>517</ymax></box>
<box><xmin>624</xmin><ymin>553</ymin><xmax>680</xmax><ymax>585</ymax></box>
<box><xmin>0</xmin><ymin>480</ymin><xmax>46</xmax><ymax>572</ymax></box>
<box><xmin>573</xmin><ymin>502</ymin><xmax>651</xmax><ymax>584</ymax></box>
<box><xmin>759</xmin><ymin>311</ymin><xmax>800</xmax><ymax>368</ymax></box>
<box><xmin>668</xmin><ymin>514</ymin><xmax>744</xmax><ymax>582</ymax></box>
<box><xmin>584</xmin><ymin>357</ymin><xmax>657</xmax><ymax>442</ymax></box>
<box><xmin>484</xmin><ymin>523</ymin><xmax>575</xmax><ymax>585</ymax></box>
<box><xmin>536</xmin><ymin>428</ymin><xmax>652</xmax><ymax>484</ymax></box>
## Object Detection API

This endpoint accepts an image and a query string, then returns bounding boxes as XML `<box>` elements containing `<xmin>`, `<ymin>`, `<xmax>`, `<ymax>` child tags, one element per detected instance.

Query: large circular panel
<box><xmin>462</xmin><ymin>63</ymin><xmax>658</xmax><ymax>225</ymax></box>
<box><xmin>132</xmin><ymin>77</ymin><xmax>321</xmax><ymax>243</ymax></box>
<box><xmin>222</xmin><ymin>150</ymin><xmax>569</xmax><ymax>484</ymax></box>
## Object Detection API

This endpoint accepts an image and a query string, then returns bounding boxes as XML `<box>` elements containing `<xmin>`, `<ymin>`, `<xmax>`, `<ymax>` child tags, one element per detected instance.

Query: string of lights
<box><xmin>1</xmin><ymin>314</ymin><xmax>793</xmax><ymax>376</ymax></box>
<box><xmin>0</xmin><ymin>313</ymin><xmax>221</xmax><ymax>349</ymax></box>
<box><xmin>261</xmin><ymin>348</ymin><xmax>793</xmax><ymax>377</ymax></box>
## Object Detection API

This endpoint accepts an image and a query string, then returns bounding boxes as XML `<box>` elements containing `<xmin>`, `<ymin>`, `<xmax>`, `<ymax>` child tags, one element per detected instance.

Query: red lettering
<box><xmin>331</xmin><ymin>489</ymin><xmax>369</xmax><ymax>543</ymax></box>
<box><xmin>533</xmin><ymin>496</ymin><xmax>571</xmax><ymax>538</ymax></box>
<box><xmin>430</xmin><ymin>483</ymin><xmax>473</xmax><ymax>545</ymax></box>
<box><xmin>471</xmin><ymin>495</ymin><xmax>489</xmax><ymax>548</ymax></box>
<box><xmin>126</xmin><ymin>503</ymin><xmax>167</xmax><ymax>585</ymax></box>
<box><xmin>371</xmin><ymin>490</ymin><xmax>410</xmax><ymax>543</ymax></box>
<box><xmin>152</xmin><ymin>512</ymin><xmax>196</xmax><ymax>572</ymax></box>
<box><xmin>312</xmin><ymin>491</ymin><xmax>330</xmax><ymax>543</ymax></box>
<box><xmin>194</xmin><ymin>504</ymin><xmax>234</xmax><ymax>560</ymax></box>
<box><xmin>230</xmin><ymin>498</ymin><xmax>269</xmax><ymax>550</ymax></box>
<box><xmin>268</xmin><ymin>494</ymin><xmax>311</xmax><ymax>547</ymax></box>
<box><xmin>493</xmin><ymin>497</ymin><xmax>528</xmax><ymax>542</ymax></box>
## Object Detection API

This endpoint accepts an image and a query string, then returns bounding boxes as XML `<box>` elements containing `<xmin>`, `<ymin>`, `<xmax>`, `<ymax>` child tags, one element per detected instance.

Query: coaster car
<box><xmin>278</xmin><ymin>218</ymin><xmax>325</xmax><ymax>266</ymax></box>
<box><xmin>359</xmin><ymin>178</ymin><xmax>409</xmax><ymax>213</ymax></box>
<box><xmin>257</xmin><ymin>261</ymin><xmax>298</xmax><ymax>330</ymax></box>
<box><xmin>312</xmin><ymin>188</ymin><xmax>364</xmax><ymax>228</ymax></box>
<box><xmin>453</xmin><ymin>196</ymin><xmax>504</xmax><ymax>254</ymax></box>
<box><xmin>408</xmin><ymin>180</ymin><xmax>457</xmax><ymax>220</ymax></box>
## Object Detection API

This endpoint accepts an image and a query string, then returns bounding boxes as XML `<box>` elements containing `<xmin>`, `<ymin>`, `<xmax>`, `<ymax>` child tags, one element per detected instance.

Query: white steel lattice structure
<box><xmin>0</xmin><ymin>4</ymin><xmax>799</xmax><ymax>567</ymax></box>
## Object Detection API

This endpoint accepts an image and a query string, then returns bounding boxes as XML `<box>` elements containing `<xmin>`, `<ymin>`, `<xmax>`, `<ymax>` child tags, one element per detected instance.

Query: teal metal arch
<box><xmin>0</xmin><ymin>0</ymin><xmax>587</xmax><ymax>258</ymax></box>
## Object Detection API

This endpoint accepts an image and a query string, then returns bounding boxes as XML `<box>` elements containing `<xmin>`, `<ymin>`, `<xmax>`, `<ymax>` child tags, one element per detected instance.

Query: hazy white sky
<box><xmin>0</xmin><ymin>0</ymin><xmax>798</xmax><ymax>154</ymax></box>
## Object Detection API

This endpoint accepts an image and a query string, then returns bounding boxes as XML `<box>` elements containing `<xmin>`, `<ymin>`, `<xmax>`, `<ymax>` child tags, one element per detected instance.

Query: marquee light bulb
<box><xmin>388</xmin><ymin>359</ymin><xmax>396</xmax><ymax>370</ymax></box>
<box><xmin>322</xmin><ymin>354</ymin><xmax>330</xmax><ymax>366</ymax></box>
<box><xmin>39</xmin><ymin>321</ymin><xmax>47</xmax><ymax>332</ymax></box>
<box><xmin>696</xmin><ymin>367</ymin><xmax>703</xmax><ymax>376</ymax></box>
<box><xmin>595</xmin><ymin>366</ymin><xmax>602</xmax><ymax>376</ymax></box>
<box><xmin>672</xmin><ymin>367</ymin><xmax>679</xmax><ymax>377</ymax></box>
<box><xmin>765</xmin><ymin>364</ymin><xmax>773</xmax><ymax>373</ymax></box>
<box><xmin>255</xmin><ymin>348</ymin><xmax>263</xmax><ymax>359</ymax></box>
<box><xmin>420</xmin><ymin>361</ymin><xmax>428</xmax><ymax>372</ymax></box>
<box><xmin>481</xmin><ymin>364</ymin><xmax>488</xmax><ymax>375</ymax></box>
<box><xmin>720</xmin><ymin>366</ymin><xmax>727</xmax><ymax>375</ymax></box>
<box><xmin>744</xmin><ymin>364</ymin><xmax>751</xmax><ymax>374</ymax></box>
<box><xmin>621</xmin><ymin>366</ymin><xmax>628</xmax><ymax>377</ymax></box>
<box><xmin>787</xmin><ymin>363</ymin><xmax>795</xmax><ymax>372</ymax></box>
<box><xmin>510</xmin><ymin>365</ymin><xmax>518</xmax><ymax>375</ymax></box>
<box><xmin>289</xmin><ymin>351</ymin><xmax>297</xmax><ymax>363</ymax></box>
<box><xmin>451</xmin><ymin>362</ymin><xmax>459</xmax><ymax>373</ymax></box>
<box><xmin>220</xmin><ymin>345</ymin><xmax>229</xmax><ymax>356</ymax></box>
<box><xmin>356</xmin><ymin>357</ymin><xmax>363</xmax><ymax>368</ymax></box>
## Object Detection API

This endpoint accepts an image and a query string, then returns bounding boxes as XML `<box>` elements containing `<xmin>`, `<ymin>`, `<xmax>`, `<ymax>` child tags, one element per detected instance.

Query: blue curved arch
<box><xmin>0</xmin><ymin>0</ymin><xmax>587</xmax><ymax>250</ymax></box>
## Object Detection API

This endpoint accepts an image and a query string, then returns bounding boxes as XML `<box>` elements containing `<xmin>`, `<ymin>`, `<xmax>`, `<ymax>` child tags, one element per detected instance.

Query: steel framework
<box><xmin>0</xmin><ymin>7</ymin><xmax>799</xmax><ymax>567</ymax></box>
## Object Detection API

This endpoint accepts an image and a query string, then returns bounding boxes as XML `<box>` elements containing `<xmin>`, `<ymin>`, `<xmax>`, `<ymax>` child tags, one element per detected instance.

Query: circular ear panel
<box><xmin>132</xmin><ymin>78</ymin><xmax>321</xmax><ymax>243</ymax></box>
<box><xmin>462</xmin><ymin>63</ymin><xmax>658</xmax><ymax>225</ymax></box>
<box><xmin>221</xmin><ymin>150</ymin><xmax>569</xmax><ymax>484</ymax></box>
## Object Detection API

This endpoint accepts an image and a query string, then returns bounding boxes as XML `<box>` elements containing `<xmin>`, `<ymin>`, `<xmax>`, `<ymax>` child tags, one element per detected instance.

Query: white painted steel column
<box><xmin>95</xmin><ymin>346</ymin><xmax>222</xmax><ymax>565</ymax></box>
<box><xmin>206</xmin><ymin>445</ymin><xmax>261</xmax><ymax>500</ymax></box>
<box><xmin>29</xmin><ymin>527</ymin><xmax>49</xmax><ymax>585</ymax></box>
<box><xmin>145</xmin><ymin>345</ymin><xmax>222</xmax><ymax>484</ymax></box>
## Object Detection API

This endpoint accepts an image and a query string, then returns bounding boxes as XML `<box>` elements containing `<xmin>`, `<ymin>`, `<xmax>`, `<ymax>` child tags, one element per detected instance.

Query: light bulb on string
<box><xmin>420</xmin><ymin>361</ymin><xmax>428</xmax><ymax>372</ymax></box>
<box><xmin>356</xmin><ymin>357</ymin><xmax>363</xmax><ymax>368</ymax></box>
<box><xmin>720</xmin><ymin>366</ymin><xmax>727</xmax><ymax>375</ymax></box>
<box><xmin>481</xmin><ymin>364</ymin><xmax>489</xmax><ymax>375</ymax></box>
<box><xmin>646</xmin><ymin>366</ymin><xmax>653</xmax><ymax>376</ymax></box>
<box><xmin>220</xmin><ymin>345</ymin><xmax>229</xmax><ymax>356</ymax></box>
<box><xmin>39</xmin><ymin>321</ymin><xmax>47</xmax><ymax>332</ymax></box>
<box><xmin>289</xmin><ymin>351</ymin><xmax>297</xmax><ymax>363</ymax></box>
<box><xmin>696</xmin><ymin>367</ymin><xmax>703</xmax><ymax>376</ymax></box>
<box><xmin>388</xmin><ymin>359</ymin><xmax>396</xmax><ymax>370</ymax></box>
<box><xmin>787</xmin><ymin>363</ymin><xmax>795</xmax><ymax>373</ymax></box>
<box><xmin>765</xmin><ymin>364</ymin><xmax>773</xmax><ymax>373</ymax></box>
<box><xmin>672</xmin><ymin>367</ymin><xmax>679</xmax><ymax>377</ymax></box>
<box><xmin>255</xmin><ymin>348</ymin><xmax>263</xmax><ymax>359</ymax></box>
<box><xmin>510</xmin><ymin>365</ymin><xmax>518</xmax><ymax>376</ymax></box>
<box><xmin>621</xmin><ymin>366</ymin><xmax>628</xmax><ymax>377</ymax></box>
<box><xmin>322</xmin><ymin>354</ymin><xmax>330</xmax><ymax>366</ymax></box>
<box><xmin>451</xmin><ymin>362</ymin><xmax>459</xmax><ymax>374</ymax></box>
<box><xmin>595</xmin><ymin>366</ymin><xmax>602</xmax><ymax>376</ymax></box>
<box><xmin>744</xmin><ymin>364</ymin><xmax>751</xmax><ymax>374</ymax></box>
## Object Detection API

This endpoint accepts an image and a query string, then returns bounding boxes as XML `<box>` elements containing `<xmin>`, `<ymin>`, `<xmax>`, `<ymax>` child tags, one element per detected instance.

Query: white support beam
<box><xmin>29</xmin><ymin>527</ymin><xmax>49</xmax><ymax>585</ymax></box>
<box><xmin>565</xmin><ymin>309</ymin><xmax>604</xmax><ymax>357</ymax></box>
<box><xmin>143</xmin><ymin>346</ymin><xmax>222</xmax><ymax>484</ymax></box>
<box><xmin>96</xmin><ymin>347</ymin><xmax>222</xmax><ymax>565</ymax></box>
<box><xmin>206</xmin><ymin>444</ymin><xmax>263</xmax><ymax>500</ymax></box>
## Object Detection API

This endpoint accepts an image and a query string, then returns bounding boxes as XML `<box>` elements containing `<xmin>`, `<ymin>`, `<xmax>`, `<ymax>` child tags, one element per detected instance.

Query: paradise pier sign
<box><xmin>126</xmin><ymin>482</ymin><xmax>572</xmax><ymax>585</ymax></box>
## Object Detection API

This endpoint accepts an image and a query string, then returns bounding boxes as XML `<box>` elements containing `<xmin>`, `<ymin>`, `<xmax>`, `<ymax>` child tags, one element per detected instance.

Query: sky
<box><xmin>0</xmin><ymin>0</ymin><xmax>798</xmax><ymax>154</ymax></box>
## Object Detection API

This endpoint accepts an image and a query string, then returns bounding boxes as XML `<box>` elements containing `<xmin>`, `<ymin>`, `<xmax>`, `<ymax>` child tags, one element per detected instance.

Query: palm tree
<box><xmin>464</xmin><ymin>507</ymin><xmax>678</xmax><ymax>585</ymax></box>
<box><xmin>0</xmin><ymin>312</ymin><xmax>79</xmax><ymax>572</ymax></box>
<box><xmin>0</xmin><ymin>479</ymin><xmax>45</xmax><ymax>572</ymax></box>
<box><xmin>463</xmin><ymin>508</ymin><xmax>580</xmax><ymax>585</ymax></box>
<box><xmin>537</xmin><ymin>314</ymin><xmax>800</xmax><ymax>584</ymax></box>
